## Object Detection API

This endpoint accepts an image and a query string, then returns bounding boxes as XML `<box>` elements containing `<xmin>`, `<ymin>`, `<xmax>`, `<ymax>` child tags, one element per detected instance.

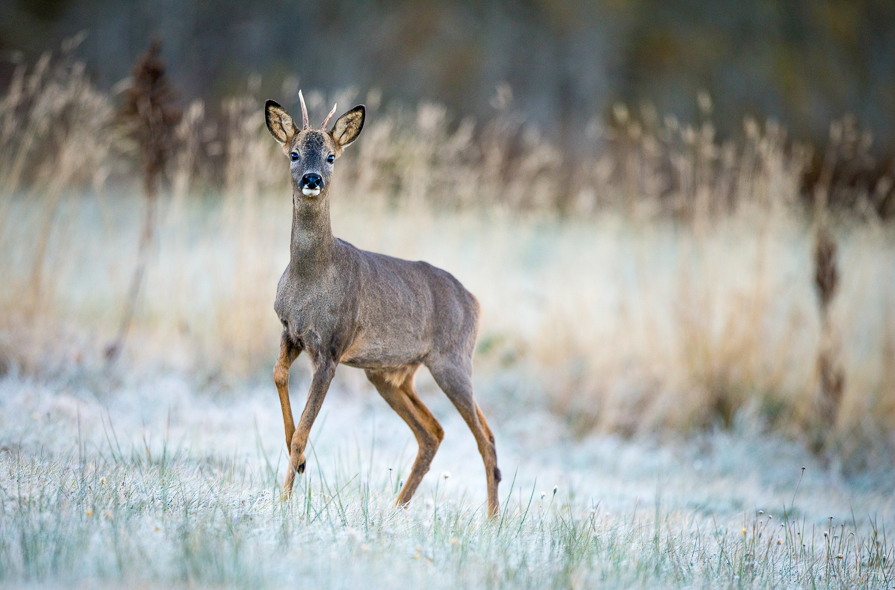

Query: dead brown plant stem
<box><xmin>104</xmin><ymin>39</ymin><xmax>180</xmax><ymax>362</ymax></box>
<box><xmin>25</xmin><ymin>186</ymin><xmax>63</xmax><ymax>319</ymax></box>
<box><xmin>108</xmin><ymin>178</ymin><xmax>157</xmax><ymax>361</ymax></box>
<box><xmin>812</xmin><ymin>132</ymin><xmax>845</xmax><ymax>437</ymax></box>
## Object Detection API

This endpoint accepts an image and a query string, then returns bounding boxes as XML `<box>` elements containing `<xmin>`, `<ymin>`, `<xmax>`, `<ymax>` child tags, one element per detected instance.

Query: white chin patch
<box><xmin>301</xmin><ymin>188</ymin><xmax>321</xmax><ymax>197</ymax></box>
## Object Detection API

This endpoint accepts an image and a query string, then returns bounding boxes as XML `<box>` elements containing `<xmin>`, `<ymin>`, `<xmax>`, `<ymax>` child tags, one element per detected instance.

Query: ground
<box><xmin>0</xmin><ymin>368</ymin><xmax>891</xmax><ymax>588</ymax></box>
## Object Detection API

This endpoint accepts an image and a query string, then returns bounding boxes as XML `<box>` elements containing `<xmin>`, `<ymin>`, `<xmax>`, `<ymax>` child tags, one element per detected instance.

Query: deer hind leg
<box><xmin>274</xmin><ymin>332</ymin><xmax>302</xmax><ymax>450</ymax></box>
<box><xmin>427</xmin><ymin>357</ymin><xmax>501</xmax><ymax>517</ymax></box>
<box><xmin>366</xmin><ymin>365</ymin><xmax>444</xmax><ymax>508</ymax></box>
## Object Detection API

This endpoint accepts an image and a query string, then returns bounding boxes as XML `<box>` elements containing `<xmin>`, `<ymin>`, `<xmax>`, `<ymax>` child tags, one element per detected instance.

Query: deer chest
<box><xmin>274</xmin><ymin>271</ymin><xmax>355</xmax><ymax>352</ymax></box>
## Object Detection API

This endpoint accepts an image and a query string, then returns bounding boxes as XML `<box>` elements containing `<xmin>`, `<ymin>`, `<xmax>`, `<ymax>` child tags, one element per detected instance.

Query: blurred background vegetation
<box><xmin>2</xmin><ymin>0</ymin><xmax>894</xmax><ymax>156</ymax></box>
<box><xmin>0</xmin><ymin>0</ymin><xmax>893</xmax><ymax>467</ymax></box>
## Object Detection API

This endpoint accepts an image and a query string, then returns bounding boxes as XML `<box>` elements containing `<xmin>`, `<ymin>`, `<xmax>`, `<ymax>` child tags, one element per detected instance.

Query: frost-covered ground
<box><xmin>1</xmin><ymin>369</ymin><xmax>892</xmax><ymax>588</ymax></box>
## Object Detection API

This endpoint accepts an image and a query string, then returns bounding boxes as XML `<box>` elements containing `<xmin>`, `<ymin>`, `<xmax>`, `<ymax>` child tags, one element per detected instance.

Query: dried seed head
<box><xmin>813</xmin><ymin>226</ymin><xmax>839</xmax><ymax>313</ymax></box>
<box><xmin>120</xmin><ymin>38</ymin><xmax>181</xmax><ymax>195</ymax></box>
<box><xmin>697</xmin><ymin>91</ymin><xmax>713</xmax><ymax>114</ymax></box>
<box><xmin>613</xmin><ymin>103</ymin><xmax>629</xmax><ymax>125</ymax></box>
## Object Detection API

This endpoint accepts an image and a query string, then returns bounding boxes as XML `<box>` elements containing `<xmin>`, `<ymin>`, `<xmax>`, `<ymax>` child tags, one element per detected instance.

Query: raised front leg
<box><xmin>283</xmin><ymin>357</ymin><xmax>337</xmax><ymax>496</ymax></box>
<box><xmin>273</xmin><ymin>332</ymin><xmax>302</xmax><ymax>449</ymax></box>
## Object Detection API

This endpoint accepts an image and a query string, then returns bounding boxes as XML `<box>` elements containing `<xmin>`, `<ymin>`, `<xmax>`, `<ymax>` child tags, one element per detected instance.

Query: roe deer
<box><xmin>265</xmin><ymin>92</ymin><xmax>501</xmax><ymax>516</ymax></box>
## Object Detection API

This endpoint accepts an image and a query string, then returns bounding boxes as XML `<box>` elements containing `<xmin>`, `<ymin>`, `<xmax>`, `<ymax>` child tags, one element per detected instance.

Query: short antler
<box><xmin>321</xmin><ymin>103</ymin><xmax>337</xmax><ymax>130</ymax></box>
<box><xmin>298</xmin><ymin>89</ymin><xmax>310</xmax><ymax>130</ymax></box>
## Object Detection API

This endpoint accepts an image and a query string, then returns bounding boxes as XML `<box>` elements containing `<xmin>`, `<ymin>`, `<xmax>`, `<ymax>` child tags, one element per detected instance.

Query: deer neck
<box><xmin>289</xmin><ymin>194</ymin><xmax>336</xmax><ymax>276</ymax></box>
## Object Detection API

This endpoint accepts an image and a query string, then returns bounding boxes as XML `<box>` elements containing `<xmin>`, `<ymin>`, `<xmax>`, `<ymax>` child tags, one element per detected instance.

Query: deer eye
<box><xmin>326</xmin><ymin>154</ymin><xmax>335</xmax><ymax>164</ymax></box>
<box><xmin>290</xmin><ymin>152</ymin><xmax>299</xmax><ymax>162</ymax></box>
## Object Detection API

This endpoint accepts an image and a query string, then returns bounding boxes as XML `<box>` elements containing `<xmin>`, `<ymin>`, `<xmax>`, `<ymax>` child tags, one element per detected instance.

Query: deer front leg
<box><xmin>273</xmin><ymin>332</ymin><xmax>302</xmax><ymax>450</ymax></box>
<box><xmin>283</xmin><ymin>357</ymin><xmax>337</xmax><ymax>496</ymax></box>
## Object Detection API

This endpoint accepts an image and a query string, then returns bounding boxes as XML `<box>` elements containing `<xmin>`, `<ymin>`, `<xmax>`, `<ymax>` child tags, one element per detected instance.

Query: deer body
<box><xmin>275</xmin><ymin>209</ymin><xmax>479</xmax><ymax>371</ymax></box>
<box><xmin>266</xmin><ymin>94</ymin><xmax>501</xmax><ymax>515</ymax></box>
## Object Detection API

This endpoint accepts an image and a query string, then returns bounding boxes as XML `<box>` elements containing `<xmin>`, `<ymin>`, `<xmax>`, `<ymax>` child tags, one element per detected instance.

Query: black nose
<box><xmin>301</xmin><ymin>173</ymin><xmax>322</xmax><ymax>189</ymax></box>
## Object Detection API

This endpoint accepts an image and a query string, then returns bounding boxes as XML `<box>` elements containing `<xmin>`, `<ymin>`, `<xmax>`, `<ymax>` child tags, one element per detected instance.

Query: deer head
<box><xmin>265</xmin><ymin>91</ymin><xmax>365</xmax><ymax>200</ymax></box>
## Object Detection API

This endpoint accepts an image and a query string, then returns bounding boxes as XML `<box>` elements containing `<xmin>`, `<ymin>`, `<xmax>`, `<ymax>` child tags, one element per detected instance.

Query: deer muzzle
<box><xmin>300</xmin><ymin>173</ymin><xmax>323</xmax><ymax>196</ymax></box>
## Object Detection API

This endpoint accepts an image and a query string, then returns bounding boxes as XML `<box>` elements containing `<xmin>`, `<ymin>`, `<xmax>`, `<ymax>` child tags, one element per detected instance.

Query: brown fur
<box><xmin>265</xmin><ymin>98</ymin><xmax>501</xmax><ymax>516</ymax></box>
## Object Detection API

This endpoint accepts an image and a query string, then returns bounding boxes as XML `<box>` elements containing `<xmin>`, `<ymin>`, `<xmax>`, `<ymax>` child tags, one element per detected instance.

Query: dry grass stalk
<box><xmin>813</xmin><ymin>224</ymin><xmax>844</xmax><ymax>433</ymax></box>
<box><xmin>0</xmin><ymin>35</ymin><xmax>113</xmax><ymax>322</ymax></box>
<box><xmin>810</xmin><ymin>122</ymin><xmax>846</xmax><ymax>441</ymax></box>
<box><xmin>105</xmin><ymin>39</ymin><xmax>181</xmax><ymax>362</ymax></box>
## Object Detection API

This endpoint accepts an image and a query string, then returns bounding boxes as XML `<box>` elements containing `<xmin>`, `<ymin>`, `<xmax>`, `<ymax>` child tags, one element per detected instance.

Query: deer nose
<box><xmin>300</xmin><ymin>173</ymin><xmax>323</xmax><ymax>190</ymax></box>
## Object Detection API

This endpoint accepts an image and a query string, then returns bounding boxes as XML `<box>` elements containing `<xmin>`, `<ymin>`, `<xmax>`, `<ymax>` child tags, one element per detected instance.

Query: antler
<box><xmin>298</xmin><ymin>89</ymin><xmax>310</xmax><ymax>129</ymax></box>
<box><xmin>321</xmin><ymin>103</ymin><xmax>337</xmax><ymax>130</ymax></box>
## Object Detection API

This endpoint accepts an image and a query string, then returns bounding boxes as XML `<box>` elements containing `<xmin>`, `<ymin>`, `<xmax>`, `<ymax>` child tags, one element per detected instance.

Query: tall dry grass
<box><xmin>0</xmin><ymin>48</ymin><xmax>893</xmax><ymax>467</ymax></box>
<box><xmin>0</xmin><ymin>38</ymin><xmax>114</xmax><ymax>322</ymax></box>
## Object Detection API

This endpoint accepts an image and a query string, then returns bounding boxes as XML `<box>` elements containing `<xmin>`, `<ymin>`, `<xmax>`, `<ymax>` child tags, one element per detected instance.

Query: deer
<box><xmin>264</xmin><ymin>92</ymin><xmax>502</xmax><ymax>516</ymax></box>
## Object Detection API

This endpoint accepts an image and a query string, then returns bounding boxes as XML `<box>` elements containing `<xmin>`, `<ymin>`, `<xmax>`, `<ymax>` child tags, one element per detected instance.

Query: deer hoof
<box><xmin>289</xmin><ymin>451</ymin><xmax>306</xmax><ymax>475</ymax></box>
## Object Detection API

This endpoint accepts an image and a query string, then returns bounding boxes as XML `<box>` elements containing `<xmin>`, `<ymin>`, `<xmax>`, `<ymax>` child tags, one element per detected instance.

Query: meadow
<box><xmin>0</xmin><ymin>49</ymin><xmax>893</xmax><ymax>588</ymax></box>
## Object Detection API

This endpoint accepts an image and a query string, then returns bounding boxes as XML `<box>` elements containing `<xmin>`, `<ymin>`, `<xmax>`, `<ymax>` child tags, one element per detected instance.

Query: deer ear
<box><xmin>265</xmin><ymin>100</ymin><xmax>296</xmax><ymax>145</ymax></box>
<box><xmin>330</xmin><ymin>105</ymin><xmax>365</xmax><ymax>149</ymax></box>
